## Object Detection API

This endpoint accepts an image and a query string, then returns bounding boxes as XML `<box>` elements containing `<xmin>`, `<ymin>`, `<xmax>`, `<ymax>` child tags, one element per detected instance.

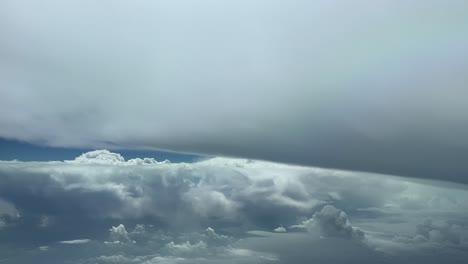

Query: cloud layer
<box><xmin>1</xmin><ymin>150</ymin><xmax>468</xmax><ymax>263</ymax></box>
<box><xmin>1</xmin><ymin>1</ymin><xmax>468</xmax><ymax>182</ymax></box>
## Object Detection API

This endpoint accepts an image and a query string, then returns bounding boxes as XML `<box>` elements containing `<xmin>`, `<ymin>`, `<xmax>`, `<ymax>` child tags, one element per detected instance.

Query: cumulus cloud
<box><xmin>0</xmin><ymin>198</ymin><xmax>19</xmax><ymax>229</ymax></box>
<box><xmin>109</xmin><ymin>224</ymin><xmax>132</xmax><ymax>244</ymax></box>
<box><xmin>415</xmin><ymin>219</ymin><xmax>462</xmax><ymax>245</ymax></box>
<box><xmin>69</xmin><ymin>150</ymin><xmax>169</xmax><ymax>165</ymax></box>
<box><xmin>164</xmin><ymin>241</ymin><xmax>208</xmax><ymax>256</ymax></box>
<box><xmin>302</xmin><ymin>205</ymin><xmax>365</xmax><ymax>241</ymax></box>
<box><xmin>273</xmin><ymin>226</ymin><xmax>286</xmax><ymax>233</ymax></box>
<box><xmin>1</xmin><ymin>1</ymin><xmax>468</xmax><ymax>183</ymax></box>
<box><xmin>71</xmin><ymin>150</ymin><xmax>126</xmax><ymax>165</ymax></box>
<box><xmin>0</xmin><ymin>150</ymin><xmax>468</xmax><ymax>263</ymax></box>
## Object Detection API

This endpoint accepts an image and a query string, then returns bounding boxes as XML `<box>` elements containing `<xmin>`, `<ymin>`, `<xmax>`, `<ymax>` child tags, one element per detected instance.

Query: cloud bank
<box><xmin>0</xmin><ymin>150</ymin><xmax>468</xmax><ymax>263</ymax></box>
<box><xmin>1</xmin><ymin>0</ymin><xmax>468</xmax><ymax>182</ymax></box>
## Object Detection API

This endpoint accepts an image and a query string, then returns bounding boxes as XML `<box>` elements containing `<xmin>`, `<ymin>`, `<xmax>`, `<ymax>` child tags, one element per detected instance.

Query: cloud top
<box><xmin>69</xmin><ymin>150</ymin><xmax>170</xmax><ymax>165</ymax></box>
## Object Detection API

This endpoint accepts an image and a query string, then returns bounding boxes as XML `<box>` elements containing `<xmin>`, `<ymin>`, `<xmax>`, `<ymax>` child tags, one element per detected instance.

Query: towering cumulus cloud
<box><xmin>1</xmin><ymin>0</ymin><xmax>468</xmax><ymax>183</ymax></box>
<box><xmin>304</xmin><ymin>205</ymin><xmax>365</xmax><ymax>240</ymax></box>
<box><xmin>0</xmin><ymin>150</ymin><xmax>467</xmax><ymax>263</ymax></box>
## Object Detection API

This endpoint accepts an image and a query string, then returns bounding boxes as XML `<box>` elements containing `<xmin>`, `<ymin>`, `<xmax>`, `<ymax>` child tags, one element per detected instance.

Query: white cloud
<box><xmin>71</xmin><ymin>150</ymin><xmax>126</xmax><ymax>165</ymax></box>
<box><xmin>109</xmin><ymin>224</ymin><xmax>131</xmax><ymax>244</ymax></box>
<box><xmin>203</xmin><ymin>227</ymin><xmax>232</xmax><ymax>246</ymax></box>
<box><xmin>273</xmin><ymin>226</ymin><xmax>286</xmax><ymax>233</ymax></box>
<box><xmin>0</xmin><ymin>150</ymin><xmax>468</xmax><ymax>263</ymax></box>
<box><xmin>1</xmin><ymin>1</ymin><xmax>468</xmax><ymax>183</ymax></box>
<box><xmin>59</xmin><ymin>239</ymin><xmax>91</xmax><ymax>244</ymax></box>
<box><xmin>164</xmin><ymin>241</ymin><xmax>207</xmax><ymax>256</ymax></box>
<box><xmin>68</xmin><ymin>150</ymin><xmax>169</xmax><ymax>165</ymax></box>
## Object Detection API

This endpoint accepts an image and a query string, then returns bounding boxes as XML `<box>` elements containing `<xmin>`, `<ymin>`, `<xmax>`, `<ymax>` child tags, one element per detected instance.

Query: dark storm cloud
<box><xmin>1</xmin><ymin>0</ymin><xmax>468</xmax><ymax>183</ymax></box>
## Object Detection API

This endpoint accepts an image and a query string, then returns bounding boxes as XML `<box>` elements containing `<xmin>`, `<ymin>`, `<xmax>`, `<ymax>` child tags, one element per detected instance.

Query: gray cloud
<box><xmin>415</xmin><ymin>219</ymin><xmax>462</xmax><ymax>245</ymax></box>
<box><xmin>108</xmin><ymin>224</ymin><xmax>132</xmax><ymax>244</ymax></box>
<box><xmin>304</xmin><ymin>205</ymin><xmax>365</xmax><ymax>240</ymax></box>
<box><xmin>1</xmin><ymin>1</ymin><xmax>468</xmax><ymax>183</ymax></box>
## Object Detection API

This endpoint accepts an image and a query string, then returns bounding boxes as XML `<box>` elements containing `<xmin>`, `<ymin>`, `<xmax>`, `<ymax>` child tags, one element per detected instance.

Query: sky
<box><xmin>0</xmin><ymin>138</ymin><xmax>201</xmax><ymax>162</ymax></box>
<box><xmin>1</xmin><ymin>0</ymin><xmax>468</xmax><ymax>263</ymax></box>
<box><xmin>1</xmin><ymin>0</ymin><xmax>468</xmax><ymax>183</ymax></box>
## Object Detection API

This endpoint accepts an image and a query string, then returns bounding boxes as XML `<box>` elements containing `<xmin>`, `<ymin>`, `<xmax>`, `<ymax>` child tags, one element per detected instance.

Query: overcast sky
<box><xmin>1</xmin><ymin>0</ymin><xmax>468</xmax><ymax>183</ymax></box>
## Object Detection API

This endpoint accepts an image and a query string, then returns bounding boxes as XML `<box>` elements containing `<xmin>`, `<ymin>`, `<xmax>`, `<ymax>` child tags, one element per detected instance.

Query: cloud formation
<box><xmin>69</xmin><ymin>150</ymin><xmax>170</xmax><ymax>165</ymax></box>
<box><xmin>304</xmin><ymin>205</ymin><xmax>365</xmax><ymax>240</ymax></box>
<box><xmin>109</xmin><ymin>224</ymin><xmax>132</xmax><ymax>244</ymax></box>
<box><xmin>0</xmin><ymin>150</ymin><xmax>468</xmax><ymax>263</ymax></box>
<box><xmin>1</xmin><ymin>1</ymin><xmax>468</xmax><ymax>182</ymax></box>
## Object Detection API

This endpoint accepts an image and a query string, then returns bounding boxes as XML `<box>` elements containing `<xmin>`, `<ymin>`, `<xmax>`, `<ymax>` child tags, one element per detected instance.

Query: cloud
<box><xmin>415</xmin><ymin>219</ymin><xmax>462</xmax><ymax>245</ymax></box>
<box><xmin>0</xmin><ymin>150</ymin><xmax>468</xmax><ymax>263</ymax></box>
<box><xmin>69</xmin><ymin>150</ymin><xmax>170</xmax><ymax>165</ymax></box>
<box><xmin>59</xmin><ymin>239</ymin><xmax>91</xmax><ymax>244</ymax></box>
<box><xmin>38</xmin><ymin>246</ymin><xmax>49</xmax><ymax>251</ymax></box>
<box><xmin>109</xmin><ymin>224</ymin><xmax>132</xmax><ymax>244</ymax></box>
<box><xmin>273</xmin><ymin>226</ymin><xmax>286</xmax><ymax>233</ymax></box>
<box><xmin>304</xmin><ymin>205</ymin><xmax>365</xmax><ymax>240</ymax></box>
<box><xmin>71</xmin><ymin>150</ymin><xmax>126</xmax><ymax>165</ymax></box>
<box><xmin>164</xmin><ymin>241</ymin><xmax>208</xmax><ymax>256</ymax></box>
<box><xmin>0</xmin><ymin>198</ymin><xmax>19</xmax><ymax>230</ymax></box>
<box><xmin>1</xmin><ymin>1</ymin><xmax>468</xmax><ymax>183</ymax></box>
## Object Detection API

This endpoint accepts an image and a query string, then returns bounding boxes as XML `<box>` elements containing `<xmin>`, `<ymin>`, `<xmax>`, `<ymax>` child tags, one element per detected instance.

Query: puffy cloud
<box><xmin>0</xmin><ymin>198</ymin><xmax>19</xmax><ymax>229</ymax></box>
<box><xmin>71</xmin><ymin>150</ymin><xmax>126</xmax><ymax>165</ymax></box>
<box><xmin>0</xmin><ymin>198</ymin><xmax>20</xmax><ymax>230</ymax></box>
<box><xmin>1</xmin><ymin>1</ymin><xmax>468</xmax><ymax>183</ymax></box>
<box><xmin>164</xmin><ymin>241</ymin><xmax>208</xmax><ymax>256</ymax></box>
<box><xmin>69</xmin><ymin>150</ymin><xmax>170</xmax><ymax>165</ymax></box>
<box><xmin>109</xmin><ymin>224</ymin><xmax>131</xmax><ymax>244</ymax></box>
<box><xmin>303</xmin><ymin>205</ymin><xmax>365</xmax><ymax>241</ymax></box>
<box><xmin>415</xmin><ymin>219</ymin><xmax>462</xmax><ymax>245</ymax></box>
<box><xmin>0</xmin><ymin>150</ymin><xmax>468</xmax><ymax>263</ymax></box>
<box><xmin>273</xmin><ymin>226</ymin><xmax>286</xmax><ymax>233</ymax></box>
<box><xmin>203</xmin><ymin>227</ymin><xmax>232</xmax><ymax>246</ymax></box>
<box><xmin>0</xmin><ymin>198</ymin><xmax>18</xmax><ymax>217</ymax></box>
